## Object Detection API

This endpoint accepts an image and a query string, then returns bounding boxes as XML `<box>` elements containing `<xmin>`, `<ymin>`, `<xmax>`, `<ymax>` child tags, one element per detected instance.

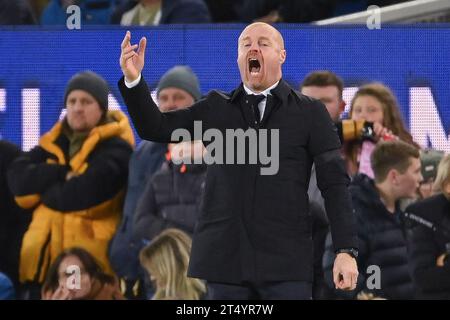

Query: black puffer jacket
<box><xmin>323</xmin><ymin>174</ymin><xmax>414</xmax><ymax>299</ymax></box>
<box><xmin>0</xmin><ymin>141</ymin><xmax>31</xmax><ymax>289</ymax></box>
<box><xmin>405</xmin><ymin>194</ymin><xmax>450</xmax><ymax>299</ymax></box>
<box><xmin>133</xmin><ymin>160</ymin><xmax>206</xmax><ymax>243</ymax></box>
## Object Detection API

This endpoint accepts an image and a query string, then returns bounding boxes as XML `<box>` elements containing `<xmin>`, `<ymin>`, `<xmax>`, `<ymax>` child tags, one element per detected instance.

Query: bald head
<box><xmin>239</xmin><ymin>22</ymin><xmax>285</xmax><ymax>50</ymax></box>
<box><xmin>237</xmin><ymin>22</ymin><xmax>286</xmax><ymax>92</ymax></box>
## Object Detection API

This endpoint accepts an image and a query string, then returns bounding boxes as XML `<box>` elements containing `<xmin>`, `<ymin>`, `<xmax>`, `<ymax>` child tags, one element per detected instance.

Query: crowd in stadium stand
<box><xmin>0</xmin><ymin>0</ymin><xmax>413</xmax><ymax>26</ymax></box>
<box><xmin>0</xmin><ymin>63</ymin><xmax>448</xmax><ymax>300</ymax></box>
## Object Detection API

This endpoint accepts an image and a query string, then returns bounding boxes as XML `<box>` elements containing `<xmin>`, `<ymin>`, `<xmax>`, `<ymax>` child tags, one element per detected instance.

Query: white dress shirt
<box><xmin>243</xmin><ymin>81</ymin><xmax>279</xmax><ymax>120</ymax></box>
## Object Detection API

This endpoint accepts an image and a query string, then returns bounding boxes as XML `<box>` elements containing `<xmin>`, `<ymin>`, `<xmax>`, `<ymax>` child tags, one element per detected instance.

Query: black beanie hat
<box><xmin>157</xmin><ymin>66</ymin><xmax>201</xmax><ymax>101</ymax></box>
<box><xmin>64</xmin><ymin>71</ymin><xmax>109</xmax><ymax>111</ymax></box>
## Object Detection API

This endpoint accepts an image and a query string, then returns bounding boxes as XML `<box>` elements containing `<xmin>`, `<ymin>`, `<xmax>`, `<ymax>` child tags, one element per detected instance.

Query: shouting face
<box><xmin>237</xmin><ymin>23</ymin><xmax>286</xmax><ymax>92</ymax></box>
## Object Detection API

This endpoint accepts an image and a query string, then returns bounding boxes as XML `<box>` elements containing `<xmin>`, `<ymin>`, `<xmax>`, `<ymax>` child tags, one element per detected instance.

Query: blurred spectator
<box><xmin>309</xmin><ymin>202</ymin><xmax>329</xmax><ymax>300</ymax></box>
<box><xmin>356</xmin><ymin>290</ymin><xmax>386</xmax><ymax>300</ymax></box>
<box><xmin>344</xmin><ymin>82</ymin><xmax>418</xmax><ymax>177</ymax></box>
<box><xmin>29</xmin><ymin>0</ymin><xmax>51</xmax><ymax>20</ymax></box>
<box><xmin>417</xmin><ymin>149</ymin><xmax>444</xmax><ymax>199</ymax></box>
<box><xmin>301</xmin><ymin>71</ymin><xmax>346</xmax><ymax>208</ymax></box>
<box><xmin>300</xmin><ymin>70</ymin><xmax>345</xmax><ymax>208</ymax></box>
<box><xmin>108</xmin><ymin>65</ymin><xmax>201</xmax><ymax>299</ymax></box>
<box><xmin>0</xmin><ymin>140</ymin><xmax>32</xmax><ymax>292</ymax></box>
<box><xmin>333</xmin><ymin>0</ymin><xmax>367</xmax><ymax>17</ymax></box>
<box><xmin>133</xmin><ymin>140</ymin><xmax>206</xmax><ymax>242</ymax></box>
<box><xmin>139</xmin><ymin>228</ymin><xmax>206</xmax><ymax>300</ymax></box>
<box><xmin>368</xmin><ymin>0</ymin><xmax>411</xmax><ymax>7</ymax></box>
<box><xmin>301</xmin><ymin>70</ymin><xmax>346</xmax><ymax>123</ymax></box>
<box><xmin>334</xmin><ymin>1</ymin><xmax>411</xmax><ymax>17</ymax></box>
<box><xmin>0</xmin><ymin>272</ymin><xmax>15</xmax><ymax>300</ymax></box>
<box><xmin>7</xmin><ymin>71</ymin><xmax>133</xmax><ymax>298</ymax></box>
<box><xmin>204</xmin><ymin>0</ymin><xmax>240</xmax><ymax>22</ymax></box>
<box><xmin>237</xmin><ymin>0</ymin><xmax>336</xmax><ymax>23</ymax></box>
<box><xmin>41</xmin><ymin>0</ymin><xmax>118</xmax><ymax>25</ymax></box>
<box><xmin>406</xmin><ymin>154</ymin><xmax>450</xmax><ymax>299</ymax></box>
<box><xmin>111</xmin><ymin>0</ymin><xmax>211</xmax><ymax>26</ymax></box>
<box><xmin>323</xmin><ymin>140</ymin><xmax>422</xmax><ymax>299</ymax></box>
<box><xmin>0</xmin><ymin>0</ymin><xmax>37</xmax><ymax>25</ymax></box>
<box><xmin>108</xmin><ymin>140</ymin><xmax>166</xmax><ymax>300</ymax></box>
<box><xmin>42</xmin><ymin>247</ymin><xmax>124</xmax><ymax>300</ymax></box>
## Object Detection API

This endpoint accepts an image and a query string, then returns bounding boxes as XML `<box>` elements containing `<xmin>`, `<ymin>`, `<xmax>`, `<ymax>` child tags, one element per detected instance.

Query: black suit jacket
<box><xmin>119</xmin><ymin>76</ymin><xmax>357</xmax><ymax>284</ymax></box>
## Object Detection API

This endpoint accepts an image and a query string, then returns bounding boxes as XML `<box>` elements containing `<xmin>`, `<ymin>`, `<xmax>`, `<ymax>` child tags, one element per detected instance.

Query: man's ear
<box><xmin>389</xmin><ymin>169</ymin><xmax>399</xmax><ymax>185</ymax></box>
<box><xmin>339</xmin><ymin>100</ymin><xmax>346</xmax><ymax>114</ymax></box>
<box><xmin>279</xmin><ymin>50</ymin><xmax>286</xmax><ymax>64</ymax></box>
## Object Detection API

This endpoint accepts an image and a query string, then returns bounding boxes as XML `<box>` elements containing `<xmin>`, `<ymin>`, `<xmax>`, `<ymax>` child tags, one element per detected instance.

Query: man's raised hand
<box><xmin>120</xmin><ymin>31</ymin><xmax>147</xmax><ymax>82</ymax></box>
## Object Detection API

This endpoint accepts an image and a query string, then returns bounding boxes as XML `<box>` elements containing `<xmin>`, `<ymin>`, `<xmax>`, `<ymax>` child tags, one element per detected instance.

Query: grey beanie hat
<box><xmin>64</xmin><ymin>71</ymin><xmax>109</xmax><ymax>111</ymax></box>
<box><xmin>157</xmin><ymin>66</ymin><xmax>201</xmax><ymax>101</ymax></box>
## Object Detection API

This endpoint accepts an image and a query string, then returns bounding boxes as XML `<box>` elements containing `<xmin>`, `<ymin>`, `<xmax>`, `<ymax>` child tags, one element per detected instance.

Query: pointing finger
<box><xmin>122</xmin><ymin>44</ymin><xmax>138</xmax><ymax>55</ymax></box>
<box><xmin>138</xmin><ymin>37</ymin><xmax>147</xmax><ymax>57</ymax></box>
<box><xmin>122</xmin><ymin>51</ymin><xmax>137</xmax><ymax>61</ymax></box>
<box><xmin>121</xmin><ymin>30</ymin><xmax>131</xmax><ymax>50</ymax></box>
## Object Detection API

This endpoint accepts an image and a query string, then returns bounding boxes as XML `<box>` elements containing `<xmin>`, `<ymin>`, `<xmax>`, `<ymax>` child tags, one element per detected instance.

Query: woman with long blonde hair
<box><xmin>139</xmin><ymin>228</ymin><xmax>206</xmax><ymax>300</ymax></box>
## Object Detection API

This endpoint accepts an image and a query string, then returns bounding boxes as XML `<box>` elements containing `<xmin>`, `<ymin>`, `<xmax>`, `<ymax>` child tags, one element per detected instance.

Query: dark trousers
<box><xmin>207</xmin><ymin>281</ymin><xmax>312</xmax><ymax>300</ymax></box>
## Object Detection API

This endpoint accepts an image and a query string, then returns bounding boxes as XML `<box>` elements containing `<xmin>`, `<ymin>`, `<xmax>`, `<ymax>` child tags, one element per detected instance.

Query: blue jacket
<box><xmin>0</xmin><ymin>273</ymin><xmax>15</xmax><ymax>300</ymax></box>
<box><xmin>108</xmin><ymin>140</ymin><xmax>166</xmax><ymax>280</ymax></box>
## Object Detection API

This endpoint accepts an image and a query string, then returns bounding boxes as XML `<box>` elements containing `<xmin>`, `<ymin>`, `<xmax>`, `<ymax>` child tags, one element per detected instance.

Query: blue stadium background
<box><xmin>0</xmin><ymin>25</ymin><xmax>449</xmax><ymax>149</ymax></box>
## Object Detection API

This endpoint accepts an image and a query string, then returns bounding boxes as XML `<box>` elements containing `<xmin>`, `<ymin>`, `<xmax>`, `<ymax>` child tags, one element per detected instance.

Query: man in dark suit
<box><xmin>118</xmin><ymin>22</ymin><xmax>358</xmax><ymax>299</ymax></box>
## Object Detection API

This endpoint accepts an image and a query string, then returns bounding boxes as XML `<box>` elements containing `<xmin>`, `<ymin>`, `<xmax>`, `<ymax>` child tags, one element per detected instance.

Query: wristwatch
<box><xmin>335</xmin><ymin>248</ymin><xmax>359</xmax><ymax>259</ymax></box>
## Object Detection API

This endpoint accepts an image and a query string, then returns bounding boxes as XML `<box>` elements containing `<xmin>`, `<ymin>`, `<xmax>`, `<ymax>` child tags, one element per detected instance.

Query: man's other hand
<box><xmin>333</xmin><ymin>253</ymin><xmax>358</xmax><ymax>291</ymax></box>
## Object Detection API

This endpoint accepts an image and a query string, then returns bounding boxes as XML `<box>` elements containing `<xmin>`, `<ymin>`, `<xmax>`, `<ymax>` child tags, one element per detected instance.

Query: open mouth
<box><xmin>248</xmin><ymin>58</ymin><xmax>261</xmax><ymax>75</ymax></box>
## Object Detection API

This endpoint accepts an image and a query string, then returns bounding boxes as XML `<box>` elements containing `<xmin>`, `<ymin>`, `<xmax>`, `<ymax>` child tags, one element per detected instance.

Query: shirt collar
<box><xmin>243</xmin><ymin>81</ymin><xmax>280</xmax><ymax>97</ymax></box>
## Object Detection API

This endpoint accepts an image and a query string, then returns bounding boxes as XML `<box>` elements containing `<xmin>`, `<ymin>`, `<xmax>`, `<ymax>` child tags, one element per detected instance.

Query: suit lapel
<box><xmin>261</xmin><ymin>94</ymin><xmax>276</xmax><ymax>126</ymax></box>
<box><xmin>239</xmin><ymin>98</ymin><xmax>257</xmax><ymax>129</ymax></box>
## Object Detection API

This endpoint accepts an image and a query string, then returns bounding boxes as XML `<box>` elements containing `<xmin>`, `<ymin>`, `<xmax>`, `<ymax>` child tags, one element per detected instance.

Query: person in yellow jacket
<box><xmin>7</xmin><ymin>71</ymin><xmax>134</xmax><ymax>298</ymax></box>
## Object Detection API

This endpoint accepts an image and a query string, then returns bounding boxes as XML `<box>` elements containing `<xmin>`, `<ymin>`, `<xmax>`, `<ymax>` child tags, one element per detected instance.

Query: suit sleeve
<box><xmin>354</xmin><ymin>206</ymin><xmax>370</xmax><ymax>294</ymax></box>
<box><xmin>41</xmin><ymin>138</ymin><xmax>132</xmax><ymax>212</ymax></box>
<box><xmin>307</xmin><ymin>99</ymin><xmax>358</xmax><ymax>250</ymax></box>
<box><xmin>118</xmin><ymin>76</ymin><xmax>209</xmax><ymax>143</ymax></box>
<box><xmin>322</xmin><ymin>211</ymin><xmax>368</xmax><ymax>300</ymax></box>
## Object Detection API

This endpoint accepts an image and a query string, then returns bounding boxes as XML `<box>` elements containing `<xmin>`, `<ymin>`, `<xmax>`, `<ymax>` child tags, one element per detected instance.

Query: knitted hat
<box><xmin>420</xmin><ymin>149</ymin><xmax>444</xmax><ymax>182</ymax></box>
<box><xmin>64</xmin><ymin>71</ymin><xmax>109</xmax><ymax>111</ymax></box>
<box><xmin>157</xmin><ymin>66</ymin><xmax>201</xmax><ymax>101</ymax></box>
